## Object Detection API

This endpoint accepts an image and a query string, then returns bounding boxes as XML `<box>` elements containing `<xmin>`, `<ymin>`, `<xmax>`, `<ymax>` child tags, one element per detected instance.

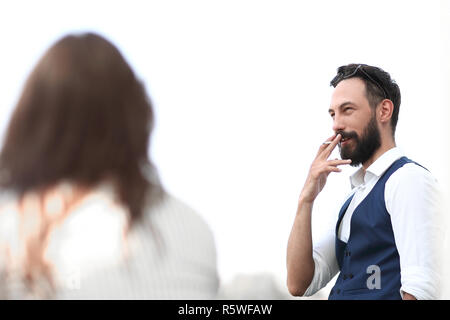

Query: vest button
<box><xmin>349</xmin><ymin>274</ymin><xmax>354</xmax><ymax>279</ymax></box>
<box><xmin>337</xmin><ymin>289</ymin><xmax>341</xmax><ymax>294</ymax></box>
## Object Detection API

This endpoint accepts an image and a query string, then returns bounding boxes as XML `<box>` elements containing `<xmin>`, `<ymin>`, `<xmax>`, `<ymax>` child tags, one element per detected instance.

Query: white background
<box><xmin>0</xmin><ymin>0</ymin><xmax>449</xmax><ymax>298</ymax></box>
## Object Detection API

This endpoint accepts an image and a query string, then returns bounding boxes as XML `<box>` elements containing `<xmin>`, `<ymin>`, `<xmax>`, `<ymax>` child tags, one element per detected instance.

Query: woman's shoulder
<box><xmin>149</xmin><ymin>192</ymin><xmax>209</xmax><ymax>222</ymax></box>
<box><xmin>141</xmin><ymin>191</ymin><xmax>216</xmax><ymax>245</ymax></box>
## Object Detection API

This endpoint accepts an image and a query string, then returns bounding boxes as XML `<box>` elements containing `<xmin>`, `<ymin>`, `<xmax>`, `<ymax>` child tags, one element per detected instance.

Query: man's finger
<box><xmin>319</xmin><ymin>133</ymin><xmax>341</xmax><ymax>158</ymax></box>
<box><xmin>326</xmin><ymin>166</ymin><xmax>343</xmax><ymax>173</ymax></box>
<box><xmin>316</xmin><ymin>134</ymin><xmax>337</xmax><ymax>157</ymax></box>
<box><xmin>328</xmin><ymin>159</ymin><xmax>352</xmax><ymax>166</ymax></box>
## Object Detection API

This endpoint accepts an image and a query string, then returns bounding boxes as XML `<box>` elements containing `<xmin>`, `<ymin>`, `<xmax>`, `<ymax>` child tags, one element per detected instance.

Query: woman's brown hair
<box><xmin>0</xmin><ymin>32</ymin><xmax>162</xmax><ymax>295</ymax></box>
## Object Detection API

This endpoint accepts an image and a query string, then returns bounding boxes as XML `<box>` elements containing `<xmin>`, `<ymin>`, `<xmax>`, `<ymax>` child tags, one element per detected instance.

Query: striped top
<box><xmin>0</xmin><ymin>183</ymin><xmax>219</xmax><ymax>299</ymax></box>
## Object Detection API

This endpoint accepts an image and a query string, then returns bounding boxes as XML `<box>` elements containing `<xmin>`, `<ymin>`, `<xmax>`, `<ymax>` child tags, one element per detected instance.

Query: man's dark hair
<box><xmin>330</xmin><ymin>63</ymin><xmax>401</xmax><ymax>136</ymax></box>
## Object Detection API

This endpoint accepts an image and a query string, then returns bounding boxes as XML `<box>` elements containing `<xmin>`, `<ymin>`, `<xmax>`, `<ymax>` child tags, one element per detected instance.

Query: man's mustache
<box><xmin>336</xmin><ymin>131</ymin><xmax>358</xmax><ymax>141</ymax></box>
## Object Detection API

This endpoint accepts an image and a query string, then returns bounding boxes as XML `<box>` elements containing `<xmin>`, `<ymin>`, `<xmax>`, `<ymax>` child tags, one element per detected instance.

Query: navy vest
<box><xmin>328</xmin><ymin>157</ymin><xmax>423</xmax><ymax>300</ymax></box>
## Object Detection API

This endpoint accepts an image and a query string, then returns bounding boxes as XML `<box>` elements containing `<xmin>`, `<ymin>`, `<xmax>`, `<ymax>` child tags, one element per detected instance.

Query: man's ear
<box><xmin>378</xmin><ymin>99</ymin><xmax>394</xmax><ymax>124</ymax></box>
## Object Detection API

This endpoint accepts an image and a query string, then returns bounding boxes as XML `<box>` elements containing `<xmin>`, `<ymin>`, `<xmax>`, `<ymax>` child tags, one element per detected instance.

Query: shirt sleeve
<box><xmin>385</xmin><ymin>164</ymin><xmax>446</xmax><ymax>300</ymax></box>
<box><xmin>303</xmin><ymin>222</ymin><xmax>339</xmax><ymax>297</ymax></box>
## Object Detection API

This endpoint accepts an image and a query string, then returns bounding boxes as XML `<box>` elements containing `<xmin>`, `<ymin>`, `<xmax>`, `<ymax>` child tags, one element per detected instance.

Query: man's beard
<box><xmin>338</xmin><ymin>113</ymin><xmax>381</xmax><ymax>167</ymax></box>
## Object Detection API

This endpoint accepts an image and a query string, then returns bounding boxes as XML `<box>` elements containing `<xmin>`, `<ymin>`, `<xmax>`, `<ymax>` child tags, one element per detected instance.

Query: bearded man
<box><xmin>286</xmin><ymin>64</ymin><xmax>444</xmax><ymax>300</ymax></box>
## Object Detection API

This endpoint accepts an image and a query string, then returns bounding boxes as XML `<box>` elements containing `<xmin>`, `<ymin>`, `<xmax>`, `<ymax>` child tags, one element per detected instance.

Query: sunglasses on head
<box><xmin>330</xmin><ymin>64</ymin><xmax>390</xmax><ymax>100</ymax></box>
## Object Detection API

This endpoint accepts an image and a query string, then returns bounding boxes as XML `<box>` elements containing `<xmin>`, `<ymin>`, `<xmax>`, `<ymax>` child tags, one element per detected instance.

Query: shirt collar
<box><xmin>349</xmin><ymin>147</ymin><xmax>404</xmax><ymax>189</ymax></box>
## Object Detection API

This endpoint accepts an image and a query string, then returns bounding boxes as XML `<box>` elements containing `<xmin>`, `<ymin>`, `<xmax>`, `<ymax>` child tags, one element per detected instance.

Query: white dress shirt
<box><xmin>304</xmin><ymin>147</ymin><xmax>445</xmax><ymax>299</ymax></box>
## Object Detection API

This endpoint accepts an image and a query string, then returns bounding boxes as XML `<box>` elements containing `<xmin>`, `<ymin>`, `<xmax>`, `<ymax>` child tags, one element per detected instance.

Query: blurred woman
<box><xmin>0</xmin><ymin>33</ymin><xmax>218</xmax><ymax>299</ymax></box>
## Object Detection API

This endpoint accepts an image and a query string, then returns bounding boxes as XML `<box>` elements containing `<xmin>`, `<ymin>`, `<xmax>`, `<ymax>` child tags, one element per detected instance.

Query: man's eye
<box><xmin>344</xmin><ymin>107</ymin><xmax>353</xmax><ymax>113</ymax></box>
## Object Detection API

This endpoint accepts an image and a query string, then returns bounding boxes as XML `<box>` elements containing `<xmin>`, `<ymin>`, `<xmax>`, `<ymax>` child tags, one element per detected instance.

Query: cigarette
<box><xmin>322</xmin><ymin>141</ymin><xmax>332</xmax><ymax>145</ymax></box>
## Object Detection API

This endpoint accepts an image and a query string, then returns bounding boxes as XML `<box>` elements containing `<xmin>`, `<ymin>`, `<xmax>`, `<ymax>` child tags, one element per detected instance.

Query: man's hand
<box><xmin>402</xmin><ymin>291</ymin><xmax>417</xmax><ymax>300</ymax></box>
<box><xmin>299</xmin><ymin>134</ymin><xmax>351</xmax><ymax>203</ymax></box>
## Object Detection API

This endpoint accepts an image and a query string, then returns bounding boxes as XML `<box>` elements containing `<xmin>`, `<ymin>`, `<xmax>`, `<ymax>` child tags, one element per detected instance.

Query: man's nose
<box><xmin>332</xmin><ymin>117</ymin><xmax>345</xmax><ymax>133</ymax></box>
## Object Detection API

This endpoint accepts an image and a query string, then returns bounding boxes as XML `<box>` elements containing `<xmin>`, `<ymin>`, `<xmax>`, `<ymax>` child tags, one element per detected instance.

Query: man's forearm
<box><xmin>287</xmin><ymin>134</ymin><xmax>348</xmax><ymax>296</ymax></box>
<box><xmin>286</xmin><ymin>199</ymin><xmax>315</xmax><ymax>296</ymax></box>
